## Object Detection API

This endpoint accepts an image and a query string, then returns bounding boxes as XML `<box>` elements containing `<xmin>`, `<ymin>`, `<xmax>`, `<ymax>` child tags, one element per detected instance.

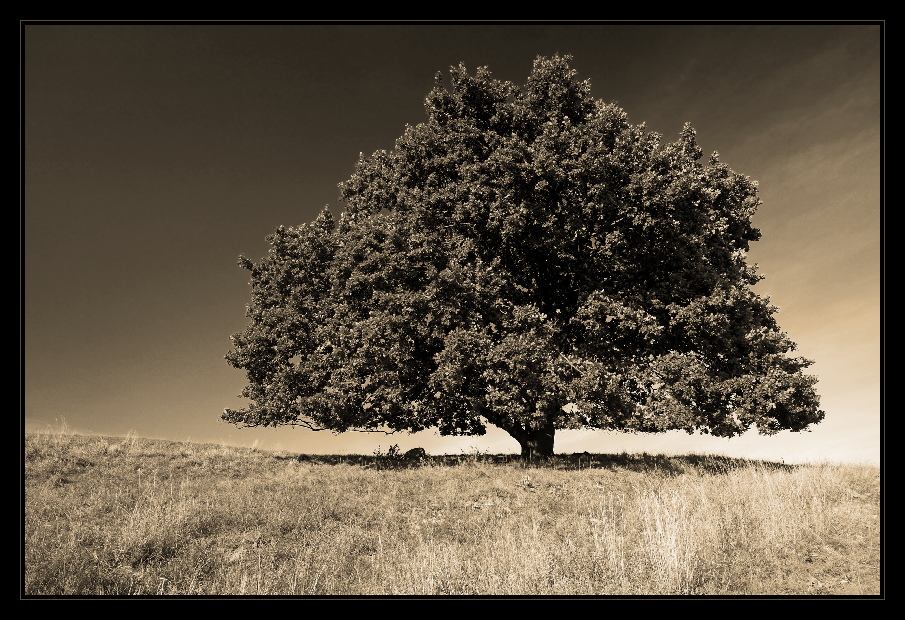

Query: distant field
<box><xmin>23</xmin><ymin>430</ymin><xmax>881</xmax><ymax>596</ymax></box>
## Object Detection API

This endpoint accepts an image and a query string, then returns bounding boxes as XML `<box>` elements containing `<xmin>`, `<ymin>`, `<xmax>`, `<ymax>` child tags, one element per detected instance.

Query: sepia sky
<box><xmin>22</xmin><ymin>22</ymin><xmax>882</xmax><ymax>464</ymax></box>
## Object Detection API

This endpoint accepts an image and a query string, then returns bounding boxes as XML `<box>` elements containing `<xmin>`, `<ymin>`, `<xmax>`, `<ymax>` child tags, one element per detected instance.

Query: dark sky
<box><xmin>23</xmin><ymin>22</ymin><xmax>882</xmax><ymax>463</ymax></box>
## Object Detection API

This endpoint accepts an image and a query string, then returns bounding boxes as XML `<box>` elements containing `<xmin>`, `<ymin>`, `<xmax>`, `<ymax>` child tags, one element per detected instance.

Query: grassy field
<box><xmin>23</xmin><ymin>428</ymin><xmax>882</xmax><ymax>597</ymax></box>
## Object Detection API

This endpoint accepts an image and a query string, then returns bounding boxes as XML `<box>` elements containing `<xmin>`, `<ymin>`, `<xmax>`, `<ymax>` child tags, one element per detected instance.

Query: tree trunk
<box><xmin>517</xmin><ymin>420</ymin><xmax>556</xmax><ymax>462</ymax></box>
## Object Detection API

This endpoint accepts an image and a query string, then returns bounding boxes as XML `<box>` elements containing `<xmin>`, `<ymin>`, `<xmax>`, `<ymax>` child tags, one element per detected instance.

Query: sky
<box><xmin>22</xmin><ymin>22</ymin><xmax>883</xmax><ymax>465</ymax></box>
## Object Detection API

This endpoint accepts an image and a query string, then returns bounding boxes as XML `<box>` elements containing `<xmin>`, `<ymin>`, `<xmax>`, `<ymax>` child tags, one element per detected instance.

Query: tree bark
<box><xmin>516</xmin><ymin>419</ymin><xmax>556</xmax><ymax>462</ymax></box>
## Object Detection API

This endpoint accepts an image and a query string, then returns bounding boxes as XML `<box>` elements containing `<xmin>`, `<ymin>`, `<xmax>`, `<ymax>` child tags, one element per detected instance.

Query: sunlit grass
<box><xmin>24</xmin><ymin>429</ymin><xmax>881</xmax><ymax>596</ymax></box>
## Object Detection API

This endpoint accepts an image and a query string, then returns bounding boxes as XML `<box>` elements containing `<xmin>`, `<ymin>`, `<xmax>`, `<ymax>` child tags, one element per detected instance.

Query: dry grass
<box><xmin>23</xmin><ymin>428</ymin><xmax>881</xmax><ymax>597</ymax></box>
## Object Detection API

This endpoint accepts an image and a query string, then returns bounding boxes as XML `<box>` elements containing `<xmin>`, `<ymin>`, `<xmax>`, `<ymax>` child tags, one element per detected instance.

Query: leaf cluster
<box><xmin>224</xmin><ymin>55</ymin><xmax>823</xmax><ymax>442</ymax></box>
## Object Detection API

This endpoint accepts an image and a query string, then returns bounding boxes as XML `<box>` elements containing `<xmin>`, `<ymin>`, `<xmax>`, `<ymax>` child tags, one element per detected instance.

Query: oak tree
<box><xmin>224</xmin><ymin>55</ymin><xmax>823</xmax><ymax>459</ymax></box>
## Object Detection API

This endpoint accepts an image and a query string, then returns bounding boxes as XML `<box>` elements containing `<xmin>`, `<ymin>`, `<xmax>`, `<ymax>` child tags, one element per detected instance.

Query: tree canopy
<box><xmin>224</xmin><ymin>55</ymin><xmax>823</xmax><ymax>459</ymax></box>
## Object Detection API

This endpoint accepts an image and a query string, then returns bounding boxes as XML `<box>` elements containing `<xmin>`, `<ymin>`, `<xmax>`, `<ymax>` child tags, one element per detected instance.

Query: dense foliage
<box><xmin>224</xmin><ymin>55</ymin><xmax>823</xmax><ymax>457</ymax></box>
